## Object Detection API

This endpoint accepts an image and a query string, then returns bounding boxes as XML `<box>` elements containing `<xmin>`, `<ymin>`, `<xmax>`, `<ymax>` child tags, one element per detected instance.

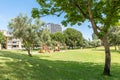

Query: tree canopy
<box><xmin>8</xmin><ymin>14</ymin><xmax>44</xmax><ymax>56</ymax></box>
<box><xmin>32</xmin><ymin>0</ymin><xmax>120</xmax><ymax>36</ymax></box>
<box><xmin>51</xmin><ymin>32</ymin><xmax>65</xmax><ymax>44</ymax></box>
<box><xmin>63</xmin><ymin>28</ymin><xmax>83</xmax><ymax>49</ymax></box>
<box><xmin>108</xmin><ymin>26</ymin><xmax>120</xmax><ymax>50</ymax></box>
<box><xmin>40</xmin><ymin>27</ymin><xmax>51</xmax><ymax>46</ymax></box>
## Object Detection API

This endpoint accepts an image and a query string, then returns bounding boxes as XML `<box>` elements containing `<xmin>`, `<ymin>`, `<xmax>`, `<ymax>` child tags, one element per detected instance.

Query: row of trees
<box><xmin>108</xmin><ymin>26</ymin><xmax>120</xmax><ymax>50</ymax></box>
<box><xmin>7</xmin><ymin>14</ymin><xmax>120</xmax><ymax>53</ymax></box>
<box><xmin>90</xmin><ymin>26</ymin><xmax>120</xmax><ymax>50</ymax></box>
<box><xmin>91</xmin><ymin>26</ymin><xmax>120</xmax><ymax>50</ymax></box>
<box><xmin>7</xmin><ymin>13</ymin><xmax>120</xmax><ymax>57</ymax></box>
<box><xmin>8</xmin><ymin>14</ymin><xmax>84</xmax><ymax>56</ymax></box>
<box><xmin>51</xmin><ymin>28</ymin><xmax>84</xmax><ymax>49</ymax></box>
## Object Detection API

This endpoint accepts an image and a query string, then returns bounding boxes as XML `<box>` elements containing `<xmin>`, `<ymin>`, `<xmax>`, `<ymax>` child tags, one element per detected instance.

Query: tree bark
<box><xmin>87</xmin><ymin>0</ymin><xmax>111</xmax><ymax>76</ymax></box>
<box><xmin>27</xmin><ymin>49</ymin><xmax>32</xmax><ymax>57</ymax></box>
<box><xmin>115</xmin><ymin>45</ymin><xmax>117</xmax><ymax>51</ymax></box>
<box><xmin>102</xmin><ymin>37</ymin><xmax>111</xmax><ymax>76</ymax></box>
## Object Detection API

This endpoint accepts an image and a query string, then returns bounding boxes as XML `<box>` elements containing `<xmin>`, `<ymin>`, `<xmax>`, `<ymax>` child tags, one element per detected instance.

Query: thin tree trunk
<box><xmin>27</xmin><ymin>49</ymin><xmax>32</xmax><ymax>57</ymax></box>
<box><xmin>102</xmin><ymin>37</ymin><xmax>111</xmax><ymax>76</ymax></box>
<box><xmin>115</xmin><ymin>45</ymin><xmax>117</xmax><ymax>51</ymax></box>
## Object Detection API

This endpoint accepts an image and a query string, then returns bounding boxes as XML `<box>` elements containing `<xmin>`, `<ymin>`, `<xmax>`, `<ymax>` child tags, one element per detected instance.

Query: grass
<box><xmin>0</xmin><ymin>47</ymin><xmax>120</xmax><ymax>80</ymax></box>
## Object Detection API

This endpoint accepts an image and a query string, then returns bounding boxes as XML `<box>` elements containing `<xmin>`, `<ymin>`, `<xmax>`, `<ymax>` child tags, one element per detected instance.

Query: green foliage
<box><xmin>32</xmin><ymin>0</ymin><xmax>120</xmax><ymax>75</ymax></box>
<box><xmin>91</xmin><ymin>33</ymin><xmax>101</xmax><ymax>48</ymax></box>
<box><xmin>32</xmin><ymin>0</ymin><xmax>120</xmax><ymax>38</ymax></box>
<box><xmin>82</xmin><ymin>39</ymin><xmax>90</xmax><ymax>48</ymax></box>
<box><xmin>91</xmin><ymin>39</ymin><xmax>101</xmax><ymax>48</ymax></box>
<box><xmin>108</xmin><ymin>26</ymin><xmax>120</xmax><ymax>47</ymax></box>
<box><xmin>0</xmin><ymin>32</ymin><xmax>5</xmax><ymax>44</ymax></box>
<box><xmin>63</xmin><ymin>28</ymin><xmax>83</xmax><ymax>49</ymax></box>
<box><xmin>92</xmin><ymin>33</ymin><xmax>98</xmax><ymax>40</ymax></box>
<box><xmin>8</xmin><ymin>14</ymin><xmax>44</xmax><ymax>56</ymax></box>
<box><xmin>40</xmin><ymin>27</ymin><xmax>51</xmax><ymax>46</ymax></box>
<box><xmin>51</xmin><ymin>32</ymin><xmax>65</xmax><ymax>44</ymax></box>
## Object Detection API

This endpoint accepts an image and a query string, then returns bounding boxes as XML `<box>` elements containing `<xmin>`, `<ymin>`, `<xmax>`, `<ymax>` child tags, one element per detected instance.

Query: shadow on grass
<box><xmin>0</xmin><ymin>50</ymin><xmax>120</xmax><ymax>80</ymax></box>
<box><xmin>92</xmin><ymin>48</ymin><xmax>120</xmax><ymax>54</ymax></box>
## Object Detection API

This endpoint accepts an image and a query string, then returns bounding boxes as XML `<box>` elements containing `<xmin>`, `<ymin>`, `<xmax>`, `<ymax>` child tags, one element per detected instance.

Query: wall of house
<box><xmin>0</xmin><ymin>30</ymin><xmax>23</xmax><ymax>50</ymax></box>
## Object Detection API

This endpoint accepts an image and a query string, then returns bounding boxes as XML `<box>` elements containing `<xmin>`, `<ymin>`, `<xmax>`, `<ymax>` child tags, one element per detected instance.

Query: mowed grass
<box><xmin>0</xmin><ymin>47</ymin><xmax>120</xmax><ymax>80</ymax></box>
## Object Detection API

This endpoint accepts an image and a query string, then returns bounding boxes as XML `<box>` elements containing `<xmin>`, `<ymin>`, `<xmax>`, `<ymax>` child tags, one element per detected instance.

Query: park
<box><xmin>0</xmin><ymin>47</ymin><xmax>120</xmax><ymax>80</ymax></box>
<box><xmin>0</xmin><ymin>0</ymin><xmax>120</xmax><ymax>80</ymax></box>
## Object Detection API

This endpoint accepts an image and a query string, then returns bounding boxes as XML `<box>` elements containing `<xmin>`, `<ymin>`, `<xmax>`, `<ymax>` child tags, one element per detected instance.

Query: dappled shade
<box><xmin>0</xmin><ymin>50</ymin><xmax>120</xmax><ymax>80</ymax></box>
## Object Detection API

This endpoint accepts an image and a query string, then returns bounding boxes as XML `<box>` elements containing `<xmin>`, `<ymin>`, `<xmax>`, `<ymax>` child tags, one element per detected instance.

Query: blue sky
<box><xmin>0</xmin><ymin>0</ymin><xmax>93</xmax><ymax>40</ymax></box>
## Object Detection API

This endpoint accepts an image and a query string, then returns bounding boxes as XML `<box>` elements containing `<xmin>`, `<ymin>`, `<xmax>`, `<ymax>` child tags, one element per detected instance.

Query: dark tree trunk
<box><xmin>27</xmin><ymin>49</ymin><xmax>32</xmax><ymax>57</ymax></box>
<box><xmin>102</xmin><ymin>37</ymin><xmax>111</xmax><ymax>76</ymax></box>
<box><xmin>87</xmin><ymin>0</ymin><xmax>111</xmax><ymax>76</ymax></box>
<box><xmin>115</xmin><ymin>45</ymin><xmax>117</xmax><ymax>51</ymax></box>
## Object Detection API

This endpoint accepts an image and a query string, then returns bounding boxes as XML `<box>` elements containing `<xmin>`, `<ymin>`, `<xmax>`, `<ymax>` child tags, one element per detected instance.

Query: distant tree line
<box><xmin>7</xmin><ymin>14</ymin><xmax>85</xmax><ymax>56</ymax></box>
<box><xmin>6</xmin><ymin>13</ymin><xmax>120</xmax><ymax>57</ymax></box>
<box><xmin>107</xmin><ymin>26</ymin><xmax>120</xmax><ymax>50</ymax></box>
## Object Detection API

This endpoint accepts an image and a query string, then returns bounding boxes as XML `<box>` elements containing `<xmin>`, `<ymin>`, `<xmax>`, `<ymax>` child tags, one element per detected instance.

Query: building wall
<box><xmin>7</xmin><ymin>38</ymin><xmax>23</xmax><ymax>49</ymax></box>
<box><xmin>0</xmin><ymin>30</ymin><xmax>23</xmax><ymax>49</ymax></box>
<box><xmin>46</xmin><ymin>23</ymin><xmax>62</xmax><ymax>33</ymax></box>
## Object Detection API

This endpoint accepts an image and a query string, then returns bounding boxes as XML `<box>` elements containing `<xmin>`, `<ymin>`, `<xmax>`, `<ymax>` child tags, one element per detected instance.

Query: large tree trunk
<box><xmin>87</xmin><ymin>0</ymin><xmax>111</xmax><ymax>76</ymax></box>
<box><xmin>102</xmin><ymin>37</ymin><xmax>111</xmax><ymax>76</ymax></box>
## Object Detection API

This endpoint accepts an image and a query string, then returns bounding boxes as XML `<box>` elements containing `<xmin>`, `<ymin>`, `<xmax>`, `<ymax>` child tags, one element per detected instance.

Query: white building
<box><xmin>0</xmin><ymin>30</ymin><xmax>23</xmax><ymax>49</ymax></box>
<box><xmin>45</xmin><ymin>23</ymin><xmax>62</xmax><ymax>33</ymax></box>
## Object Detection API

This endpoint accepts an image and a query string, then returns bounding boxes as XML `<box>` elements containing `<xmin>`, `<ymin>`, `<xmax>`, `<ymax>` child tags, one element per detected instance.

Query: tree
<box><xmin>82</xmin><ymin>38</ymin><xmax>91</xmax><ymax>48</ymax></box>
<box><xmin>51</xmin><ymin>32</ymin><xmax>65</xmax><ymax>44</ymax></box>
<box><xmin>40</xmin><ymin>27</ymin><xmax>51</xmax><ymax>45</ymax></box>
<box><xmin>0</xmin><ymin>32</ymin><xmax>5</xmax><ymax>49</ymax></box>
<box><xmin>51</xmin><ymin>32</ymin><xmax>66</xmax><ymax>50</ymax></box>
<box><xmin>91</xmin><ymin>39</ymin><xmax>101</xmax><ymax>48</ymax></box>
<box><xmin>8</xmin><ymin>14</ymin><xmax>44</xmax><ymax>56</ymax></box>
<box><xmin>92</xmin><ymin>33</ymin><xmax>98</xmax><ymax>40</ymax></box>
<box><xmin>108</xmin><ymin>26</ymin><xmax>120</xmax><ymax>50</ymax></box>
<box><xmin>63</xmin><ymin>28</ymin><xmax>83</xmax><ymax>49</ymax></box>
<box><xmin>92</xmin><ymin>33</ymin><xmax>101</xmax><ymax>48</ymax></box>
<box><xmin>32</xmin><ymin>0</ymin><xmax>120</xmax><ymax>75</ymax></box>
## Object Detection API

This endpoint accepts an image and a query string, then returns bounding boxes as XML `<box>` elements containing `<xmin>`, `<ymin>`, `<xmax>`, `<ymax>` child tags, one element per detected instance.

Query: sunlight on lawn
<box><xmin>0</xmin><ymin>47</ymin><xmax>120</xmax><ymax>80</ymax></box>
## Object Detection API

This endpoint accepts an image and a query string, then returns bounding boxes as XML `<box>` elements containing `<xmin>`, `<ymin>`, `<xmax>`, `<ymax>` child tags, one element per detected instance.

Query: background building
<box><xmin>45</xmin><ymin>23</ymin><xmax>62</xmax><ymax>33</ymax></box>
<box><xmin>0</xmin><ymin>23</ymin><xmax>62</xmax><ymax>49</ymax></box>
<box><xmin>0</xmin><ymin>30</ymin><xmax>23</xmax><ymax>49</ymax></box>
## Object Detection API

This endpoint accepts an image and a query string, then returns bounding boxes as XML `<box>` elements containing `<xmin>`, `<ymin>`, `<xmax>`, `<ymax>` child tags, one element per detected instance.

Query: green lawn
<box><xmin>0</xmin><ymin>47</ymin><xmax>120</xmax><ymax>80</ymax></box>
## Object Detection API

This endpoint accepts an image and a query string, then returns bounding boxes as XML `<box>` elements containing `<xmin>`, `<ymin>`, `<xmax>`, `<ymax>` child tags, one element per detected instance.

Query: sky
<box><xmin>0</xmin><ymin>0</ymin><xmax>93</xmax><ymax>40</ymax></box>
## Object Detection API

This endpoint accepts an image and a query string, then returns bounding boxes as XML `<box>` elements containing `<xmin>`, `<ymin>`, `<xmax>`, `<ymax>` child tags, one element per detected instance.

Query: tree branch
<box><xmin>93</xmin><ymin>15</ymin><xmax>105</xmax><ymax>22</ymax></box>
<box><xmin>87</xmin><ymin>0</ymin><xmax>99</xmax><ymax>36</ymax></box>
<box><xmin>69</xmin><ymin>0</ymin><xmax>88</xmax><ymax>19</ymax></box>
<box><xmin>74</xmin><ymin>3</ymin><xmax>88</xmax><ymax>19</ymax></box>
<box><xmin>104</xmin><ymin>1</ymin><xmax>119</xmax><ymax>28</ymax></box>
